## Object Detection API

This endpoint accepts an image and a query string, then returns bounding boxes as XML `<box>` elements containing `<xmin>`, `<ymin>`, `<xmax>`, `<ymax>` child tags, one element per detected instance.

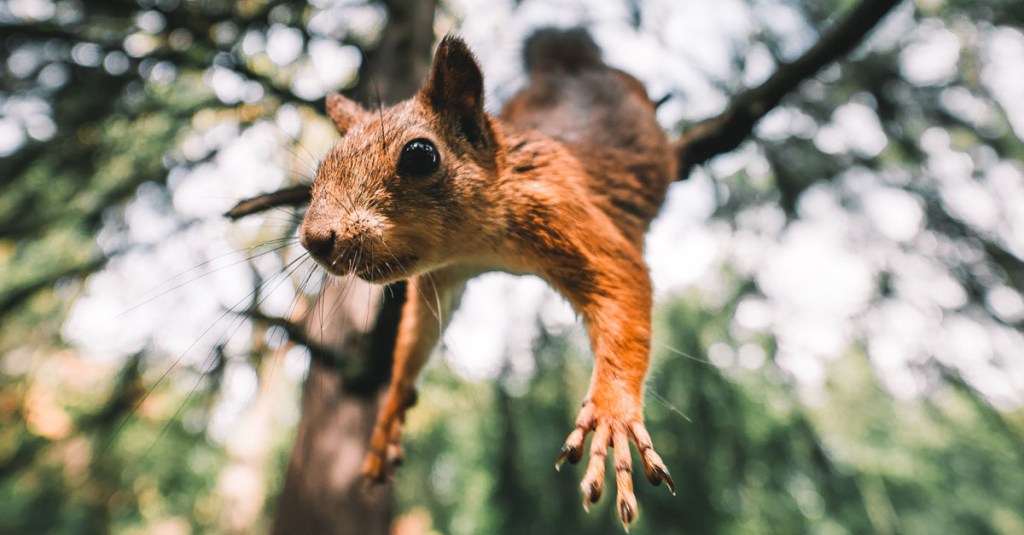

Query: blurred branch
<box><xmin>0</xmin><ymin>430</ymin><xmax>48</xmax><ymax>481</ymax></box>
<box><xmin>918</xmin><ymin>189</ymin><xmax>1024</xmax><ymax>291</ymax></box>
<box><xmin>236</xmin><ymin>282</ymin><xmax>407</xmax><ymax>396</ymax></box>
<box><xmin>238</xmin><ymin>307</ymin><xmax>339</xmax><ymax>369</ymax></box>
<box><xmin>224</xmin><ymin>185</ymin><xmax>312</xmax><ymax>220</ymax></box>
<box><xmin>934</xmin><ymin>362</ymin><xmax>1024</xmax><ymax>447</ymax></box>
<box><xmin>0</xmin><ymin>218</ymin><xmax>200</xmax><ymax>319</ymax></box>
<box><xmin>674</xmin><ymin>0</ymin><xmax>903</xmax><ymax>180</ymax></box>
<box><xmin>0</xmin><ymin>256</ymin><xmax>108</xmax><ymax>317</ymax></box>
<box><xmin>918</xmin><ymin>191</ymin><xmax>1024</xmax><ymax>331</ymax></box>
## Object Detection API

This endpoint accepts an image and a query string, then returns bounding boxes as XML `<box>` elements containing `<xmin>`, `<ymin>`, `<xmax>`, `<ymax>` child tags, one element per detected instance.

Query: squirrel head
<box><xmin>300</xmin><ymin>36</ymin><xmax>497</xmax><ymax>283</ymax></box>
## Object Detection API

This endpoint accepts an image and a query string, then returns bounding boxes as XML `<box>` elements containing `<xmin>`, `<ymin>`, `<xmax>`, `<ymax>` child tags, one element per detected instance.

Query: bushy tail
<box><xmin>523</xmin><ymin>27</ymin><xmax>604</xmax><ymax>74</ymax></box>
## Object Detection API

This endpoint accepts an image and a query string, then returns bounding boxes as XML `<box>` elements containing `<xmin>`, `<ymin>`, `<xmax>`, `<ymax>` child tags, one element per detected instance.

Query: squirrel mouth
<box><xmin>312</xmin><ymin>248</ymin><xmax>416</xmax><ymax>282</ymax></box>
<box><xmin>354</xmin><ymin>255</ymin><xmax>417</xmax><ymax>283</ymax></box>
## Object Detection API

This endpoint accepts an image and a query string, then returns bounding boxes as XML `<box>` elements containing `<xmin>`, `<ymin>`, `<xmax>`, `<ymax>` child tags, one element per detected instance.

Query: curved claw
<box><xmin>630</xmin><ymin>421</ymin><xmax>676</xmax><ymax>495</ymax></box>
<box><xmin>556</xmin><ymin>403</ymin><xmax>595</xmax><ymax>470</ymax></box>
<box><xmin>580</xmin><ymin>424</ymin><xmax>610</xmax><ymax>511</ymax></box>
<box><xmin>556</xmin><ymin>431</ymin><xmax>585</xmax><ymax>470</ymax></box>
<box><xmin>612</xmin><ymin>429</ymin><xmax>638</xmax><ymax>530</ymax></box>
<box><xmin>653</xmin><ymin>464</ymin><xmax>676</xmax><ymax>495</ymax></box>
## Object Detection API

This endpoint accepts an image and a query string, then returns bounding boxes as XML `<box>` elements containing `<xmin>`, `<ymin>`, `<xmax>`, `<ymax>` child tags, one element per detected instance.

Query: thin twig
<box><xmin>236</xmin><ymin>307</ymin><xmax>341</xmax><ymax>369</ymax></box>
<box><xmin>224</xmin><ymin>185</ymin><xmax>312</xmax><ymax>220</ymax></box>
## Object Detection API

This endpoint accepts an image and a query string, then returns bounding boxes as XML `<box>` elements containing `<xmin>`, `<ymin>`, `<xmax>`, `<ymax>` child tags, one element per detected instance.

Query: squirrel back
<box><xmin>502</xmin><ymin>28</ymin><xmax>676</xmax><ymax>242</ymax></box>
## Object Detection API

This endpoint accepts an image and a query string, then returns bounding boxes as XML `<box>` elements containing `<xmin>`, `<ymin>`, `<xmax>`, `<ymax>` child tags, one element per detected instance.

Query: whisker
<box><xmin>102</xmin><ymin>251</ymin><xmax>313</xmax><ymax>454</ymax></box>
<box><xmin>255</xmin><ymin>253</ymin><xmax>321</xmax><ymax>388</ymax></box>
<box><xmin>378</xmin><ymin>239</ymin><xmax>441</xmax><ymax>324</ymax></box>
<box><xmin>267</xmin><ymin>124</ymin><xmax>322</xmax><ymax>180</ymax></box>
<box><xmin>77</xmin><ymin>238</ymin><xmax>300</xmax><ymax>336</ymax></box>
<box><xmin>658</xmin><ymin>343</ymin><xmax>714</xmax><ymax>368</ymax></box>
<box><xmin>136</xmin><ymin>252</ymin><xmax>316</xmax><ymax>460</ymax></box>
<box><xmin>647</xmin><ymin>389</ymin><xmax>693</xmax><ymax>423</ymax></box>
<box><xmin>373</xmin><ymin>73</ymin><xmax>388</xmax><ymax>155</ymax></box>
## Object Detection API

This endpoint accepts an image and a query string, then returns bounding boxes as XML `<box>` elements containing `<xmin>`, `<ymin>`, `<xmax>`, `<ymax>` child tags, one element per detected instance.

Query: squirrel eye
<box><xmin>397</xmin><ymin>139</ymin><xmax>440</xmax><ymax>177</ymax></box>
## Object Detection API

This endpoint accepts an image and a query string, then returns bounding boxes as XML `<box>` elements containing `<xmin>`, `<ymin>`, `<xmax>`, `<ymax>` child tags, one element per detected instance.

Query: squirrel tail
<box><xmin>523</xmin><ymin>27</ymin><xmax>604</xmax><ymax>74</ymax></box>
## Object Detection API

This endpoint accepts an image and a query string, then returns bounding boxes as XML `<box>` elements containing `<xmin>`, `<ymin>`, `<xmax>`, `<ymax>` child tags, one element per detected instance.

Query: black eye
<box><xmin>397</xmin><ymin>138</ymin><xmax>440</xmax><ymax>177</ymax></box>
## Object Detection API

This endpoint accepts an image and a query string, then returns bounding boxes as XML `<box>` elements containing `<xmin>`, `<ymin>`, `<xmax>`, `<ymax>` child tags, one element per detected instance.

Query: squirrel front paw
<box><xmin>361</xmin><ymin>417</ymin><xmax>406</xmax><ymax>482</ymax></box>
<box><xmin>362</xmin><ymin>418</ymin><xmax>405</xmax><ymax>481</ymax></box>
<box><xmin>362</xmin><ymin>388</ymin><xmax>417</xmax><ymax>482</ymax></box>
<box><xmin>556</xmin><ymin>400</ymin><xmax>675</xmax><ymax>530</ymax></box>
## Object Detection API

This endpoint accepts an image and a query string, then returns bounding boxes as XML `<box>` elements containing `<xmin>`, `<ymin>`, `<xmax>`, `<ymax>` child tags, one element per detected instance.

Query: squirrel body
<box><xmin>300</xmin><ymin>28</ymin><xmax>675</xmax><ymax>528</ymax></box>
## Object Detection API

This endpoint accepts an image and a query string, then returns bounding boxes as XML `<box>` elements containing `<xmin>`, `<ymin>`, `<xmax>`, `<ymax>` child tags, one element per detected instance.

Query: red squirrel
<box><xmin>300</xmin><ymin>28</ymin><xmax>676</xmax><ymax>528</ymax></box>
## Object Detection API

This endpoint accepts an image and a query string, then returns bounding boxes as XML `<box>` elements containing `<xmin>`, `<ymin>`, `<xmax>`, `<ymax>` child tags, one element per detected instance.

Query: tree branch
<box><xmin>224</xmin><ymin>185</ymin><xmax>312</xmax><ymax>220</ymax></box>
<box><xmin>0</xmin><ymin>256</ymin><xmax>108</xmax><ymax>317</ymax></box>
<box><xmin>237</xmin><ymin>307</ymin><xmax>340</xmax><ymax>369</ymax></box>
<box><xmin>674</xmin><ymin>0</ymin><xmax>903</xmax><ymax>180</ymax></box>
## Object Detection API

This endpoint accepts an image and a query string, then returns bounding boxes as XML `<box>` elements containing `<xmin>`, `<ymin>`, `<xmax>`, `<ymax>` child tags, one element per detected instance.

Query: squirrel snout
<box><xmin>300</xmin><ymin>226</ymin><xmax>337</xmax><ymax>263</ymax></box>
<box><xmin>300</xmin><ymin>208</ymin><xmax>387</xmax><ymax>274</ymax></box>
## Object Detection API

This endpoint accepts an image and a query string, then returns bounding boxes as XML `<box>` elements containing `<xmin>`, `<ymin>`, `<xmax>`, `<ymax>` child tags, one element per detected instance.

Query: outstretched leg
<box><xmin>548</xmin><ymin>253</ymin><xmax>674</xmax><ymax>529</ymax></box>
<box><xmin>362</xmin><ymin>269</ymin><xmax>467</xmax><ymax>481</ymax></box>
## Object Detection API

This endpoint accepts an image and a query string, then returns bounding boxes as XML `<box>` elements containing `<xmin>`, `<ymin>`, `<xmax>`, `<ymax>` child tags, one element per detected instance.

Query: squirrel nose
<box><xmin>301</xmin><ymin>227</ymin><xmax>337</xmax><ymax>262</ymax></box>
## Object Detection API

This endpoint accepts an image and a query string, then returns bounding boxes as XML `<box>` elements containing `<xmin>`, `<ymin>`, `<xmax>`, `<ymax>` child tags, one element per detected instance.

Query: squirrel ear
<box><xmin>420</xmin><ymin>36</ymin><xmax>491</xmax><ymax>147</ymax></box>
<box><xmin>326</xmin><ymin>93</ymin><xmax>368</xmax><ymax>135</ymax></box>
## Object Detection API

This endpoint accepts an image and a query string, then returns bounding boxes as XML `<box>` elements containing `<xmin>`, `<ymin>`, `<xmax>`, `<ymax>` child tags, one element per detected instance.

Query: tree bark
<box><xmin>271</xmin><ymin>352</ymin><xmax>393</xmax><ymax>534</ymax></box>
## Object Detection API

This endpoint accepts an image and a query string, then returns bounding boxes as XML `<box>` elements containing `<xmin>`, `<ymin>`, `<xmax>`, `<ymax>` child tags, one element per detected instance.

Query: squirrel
<box><xmin>299</xmin><ymin>28</ymin><xmax>676</xmax><ymax>529</ymax></box>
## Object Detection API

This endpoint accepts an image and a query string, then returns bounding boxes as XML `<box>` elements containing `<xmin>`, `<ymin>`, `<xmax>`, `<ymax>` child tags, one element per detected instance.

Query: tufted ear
<box><xmin>326</xmin><ymin>93</ymin><xmax>369</xmax><ymax>135</ymax></box>
<box><xmin>419</xmin><ymin>35</ymin><xmax>492</xmax><ymax>147</ymax></box>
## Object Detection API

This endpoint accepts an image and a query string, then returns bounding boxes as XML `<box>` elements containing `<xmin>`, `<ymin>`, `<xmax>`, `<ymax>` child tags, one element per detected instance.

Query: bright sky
<box><xmin>58</xmin><ymin>0</ymin><xmax>1024</xmax><ymax>424</ymax></box>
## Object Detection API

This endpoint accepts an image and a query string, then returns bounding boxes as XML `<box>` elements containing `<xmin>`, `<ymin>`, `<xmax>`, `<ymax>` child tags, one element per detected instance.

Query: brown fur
<box><xmin>301</xmin><ymin>30</ymin><xmax>676</xmax><ymax>528</ymax></box>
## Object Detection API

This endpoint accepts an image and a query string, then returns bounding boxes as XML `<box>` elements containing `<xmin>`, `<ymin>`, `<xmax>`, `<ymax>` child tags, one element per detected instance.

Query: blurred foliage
<box><xmin>1</xmin><ymin>0</ymin><xmax>1024</xmax><ymax>533</ymax></box>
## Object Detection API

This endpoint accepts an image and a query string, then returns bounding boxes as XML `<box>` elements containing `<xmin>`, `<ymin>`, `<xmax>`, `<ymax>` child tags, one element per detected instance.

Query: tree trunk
<box><xmin>271</xmin><ymin>358</ymin><xmax>393</xmax><ymax>534</ymax></box>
